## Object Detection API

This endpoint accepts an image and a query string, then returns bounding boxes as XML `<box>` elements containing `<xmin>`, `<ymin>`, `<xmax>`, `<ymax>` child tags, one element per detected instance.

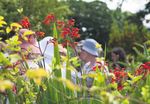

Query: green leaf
<box><xmin>53</xmin><ymin>23</ymin><xmax>61</xmax><ymax>77</ymax></box>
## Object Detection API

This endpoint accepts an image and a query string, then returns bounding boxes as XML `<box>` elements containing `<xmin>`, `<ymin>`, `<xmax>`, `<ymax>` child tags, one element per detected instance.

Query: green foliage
<box><xmin>109</xmin><ymin>19</ymin><xmax>147</xmax><ymax>53</ymax></box>
<box><xmin>67</xmin><ymin>0</ymin><xmax>112</xmax><ymax>45</ymax></box>
<box><xmin>53</xmin><ymin>23</ymin><xmax>61</xmax><ymax>77</ymax></box>
<box><xmin>0</xmin><ymin>0</ymin><xmax>71</xmax><ymax>37</ymax></box>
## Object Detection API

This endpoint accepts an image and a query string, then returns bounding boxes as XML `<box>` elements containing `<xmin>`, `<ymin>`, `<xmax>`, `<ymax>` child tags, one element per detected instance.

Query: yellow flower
<box><xmin>0</xmin><ymin>80</ymin><xmax>14</xmax><ymax>92</ymax></box>
<box><xmin>26</xmin><ymin>69</ymin><xmax>48</xmax><ymax>85</ymax></box>
<box><xmin>95</xmin><ymin>43</ymin><xmax>101</xmax><ymax>49</ymax></box>
<box><xmin>26</xmin><ymin>68</ymin><xmax>48</xmax><ymax>78</ymax></box>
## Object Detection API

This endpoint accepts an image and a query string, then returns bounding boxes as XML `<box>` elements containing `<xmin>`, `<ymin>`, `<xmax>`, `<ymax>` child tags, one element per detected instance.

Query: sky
<box><xmin>83</xmin><ymin>0</ymin><xmax>148</xmax><ymax>13</ymax></box>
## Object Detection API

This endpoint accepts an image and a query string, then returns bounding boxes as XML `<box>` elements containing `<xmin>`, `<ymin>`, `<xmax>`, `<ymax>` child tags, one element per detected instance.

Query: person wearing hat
<box><xmin>39</xmin><ymin>36</ymin><xmax>67</xmax><ymax>76</ymax></box>
<box><xmin>78</xmin><ymin>38</ymin><xmax>108</xmax><ymax>88</ymax></box>
<box><xmin>18</xmin><ymin>29</ymin><xmax>41</xmax><ymax>70</ymax></box>
<box><xmin>18</xmin><ymin>29</ymin><xmax>51</xmax><ymax>73</ymax></box>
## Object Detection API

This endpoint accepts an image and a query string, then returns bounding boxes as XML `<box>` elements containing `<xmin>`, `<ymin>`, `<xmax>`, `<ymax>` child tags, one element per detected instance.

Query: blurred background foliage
<box><xmin>0</xmin><ymin>0</ymin><xmax>150</xmax><ymax>54</ymax></box>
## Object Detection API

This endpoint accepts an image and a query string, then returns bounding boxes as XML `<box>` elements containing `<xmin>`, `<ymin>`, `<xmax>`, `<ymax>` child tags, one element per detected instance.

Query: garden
<box><xmin>0</xmin><ymin>0</ymin><xmax>150</xmax><ymax>104</ymax></box>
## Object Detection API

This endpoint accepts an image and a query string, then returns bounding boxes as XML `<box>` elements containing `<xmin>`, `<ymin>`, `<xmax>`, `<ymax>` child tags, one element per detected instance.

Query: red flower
<box><xmin>43</xmin><ymin>14</ymin><xmax>55</xmax><ymax>25</ymax></box>
<box><xmin>72</xmin><ymin>28</ymin><xmax>80</xmax><ymax>38</ymax></box>
<box><xmin>20</xmin><ymin>17</ymin><xmax>30</xmax><ymax>28</ymax></box>
<box><xmin>57</xmin><ymin>20</ymin><xmax>65</xmax><ymax>29</ymax></box>
<box><xmin>36</xmin><ymin>31</ymin><xmax>45</xmax><ymax>38</ymax></box>
<box><xmin>134</xmin><ymin>62</ymin><xmax>150</xmax><ymax>78</ymax></box>
<box><xmin>110</xmin><ymin>68</ymin><xmax>127</xmax><ymax>84</ymax></box>
<box><xmin>68</xmin><ymin>19</ymin><xmax>75</xmax><ymax>26</ymax></box>
<box><xmin>59</xmin><ymin>19</ymin><xmax>80</xmax><ymax>49</ymax></box>
<box><xmin>61</xmin><ymin>27</ymin><xmax>71</xmax><ymax>38</ymax></box>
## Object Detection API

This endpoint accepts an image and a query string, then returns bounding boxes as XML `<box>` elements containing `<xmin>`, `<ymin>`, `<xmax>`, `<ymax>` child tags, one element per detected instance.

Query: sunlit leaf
<box><xmin>127</xmin><ymin>73</ymin><xmax>134</xmax><ymax>79</ymax></box>
<box><xmin>0</xmin><ymin>21</ymin><xmax>7</xmax><ymax>26</ymax></box>
<box><xmin>5</xmin><ymin>36</ymin><xmax>21</xmax><ymax>51</ymax></box>
<box><xmin>6</xmin><ymin>27</ymin><xmax>11</xmax><ymax>33</ymax></box>
<box><xmin>10</xmin><ymin>23</ymin><xmax>22</xmax><ymax>28</ymax></box>
<box><xmin>0</xmin><ymin>16</ymin><xmax>4</xmax><ymax>20</ymax></box>
<box><xmin>59</xmin><ymin>78</ymin><xmax>80</xmax><ymax>91</ymax></box>
<box><xmin>23</xmin><ymin>30</ymin><xmax>35</xmax><ymax>36</ymax></box>
<box><xmin>17</xmin><ymin>8</ymin><xmax>23</xmax><ymax>14</ymax></box>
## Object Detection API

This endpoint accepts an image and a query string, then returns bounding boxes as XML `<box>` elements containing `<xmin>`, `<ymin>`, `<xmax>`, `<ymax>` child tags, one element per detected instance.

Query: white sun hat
<box><xmin>39</xmin><ymin>36</ymin><xmax>54</xmax><ymax>64</ymax></box>
<box><xmin>82</xmin><ymin>39</ymin><xmax>99</xmax><ymax>56</ymax></box>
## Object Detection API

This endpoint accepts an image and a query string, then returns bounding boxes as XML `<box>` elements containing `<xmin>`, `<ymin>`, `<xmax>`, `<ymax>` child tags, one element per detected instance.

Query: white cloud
<box><xmin>121</xmin><ymin>0</ymin><xmax>148</xmax><ymax>13</ymax></box>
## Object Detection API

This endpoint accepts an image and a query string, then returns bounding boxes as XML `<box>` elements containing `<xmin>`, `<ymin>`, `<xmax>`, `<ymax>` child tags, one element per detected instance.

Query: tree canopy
<box><xmin>67</xmin><ymin>0</ymin><xmax>112</xmax><ymax>46</ymax></box>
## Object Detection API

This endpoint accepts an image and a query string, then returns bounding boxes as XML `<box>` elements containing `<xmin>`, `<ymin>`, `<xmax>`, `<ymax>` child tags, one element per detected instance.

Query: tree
<box><xmin>109</xmin><ymin>19</ymin><xmax>148</xmax><ymax>54</ymax></box>
<box><xmin>67</xmin><ymin>0</ymin><xmax>112</xmax><ymax>46</ymax></box>
<box><xmin>108</xmin><ymin>6</ymin><xmax>148</xmax><ymax>54</ymax></box>
<box><xmin>128</xmin><ymin>2</ymin><xmax>150</xmax><ymax>29</ymax></box>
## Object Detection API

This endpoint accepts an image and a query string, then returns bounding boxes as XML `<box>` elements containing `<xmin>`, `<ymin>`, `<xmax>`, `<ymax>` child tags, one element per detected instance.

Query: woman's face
<box><xmin>79</xmin><ymin>49</ymin><xmax>89</xmax><ymax>62</ymax></box>
<box><xmin>111</xmin><ymin>52</ymin><xmax>119</xmax><ymax>62</ymax></box>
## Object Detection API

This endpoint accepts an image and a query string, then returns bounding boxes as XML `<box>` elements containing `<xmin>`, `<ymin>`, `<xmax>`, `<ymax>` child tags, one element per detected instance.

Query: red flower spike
<box><xmin>58</xmin><ymin>18</ymin><xmax>80</xmax><ymax>49</ymax></box>
<box><xmin>43</xmin><ymin>14</ymin><xmax>55</xmax><ymax>25</ymax></box>
<box><xmin>72</xmin><ymin>28</ymin><xmax>80</xmax><ymax>38</ymax></box>
<box><xmin>61</xmin><ymin>27</ymin><xmax>71</xmax><ymax>38</ymax></box>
